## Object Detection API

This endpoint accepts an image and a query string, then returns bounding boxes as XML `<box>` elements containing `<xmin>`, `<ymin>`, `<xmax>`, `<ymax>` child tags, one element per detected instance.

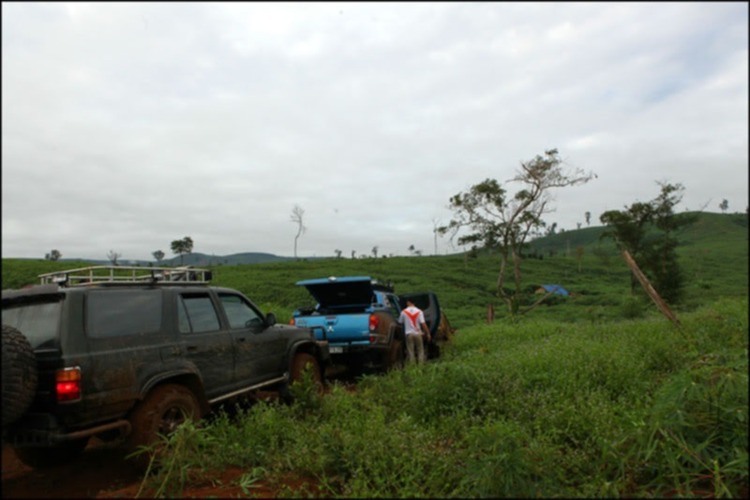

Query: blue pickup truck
<box><xmin>291</xmin><ymin>276</ymin><xmax>453</xmax><ymax>372</ymax></box>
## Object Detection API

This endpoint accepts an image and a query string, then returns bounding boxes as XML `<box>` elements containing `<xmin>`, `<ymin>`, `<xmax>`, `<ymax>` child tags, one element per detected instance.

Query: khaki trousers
<box><xmin>406</xmin><ymin>333</ymin><xmax>426</xmax><ymax>364</ymax></box>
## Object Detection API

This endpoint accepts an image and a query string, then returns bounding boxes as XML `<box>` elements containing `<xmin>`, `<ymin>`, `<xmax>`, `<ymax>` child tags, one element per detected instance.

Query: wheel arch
<box><xmin>138</xmin><ymin>370</ymin><xmax>209</xmax><ymax>416</ymax></box>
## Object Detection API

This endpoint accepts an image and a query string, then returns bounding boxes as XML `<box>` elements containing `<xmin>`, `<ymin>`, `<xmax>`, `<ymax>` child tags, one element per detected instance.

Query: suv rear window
<box><xmin>87</xmin><ymin>289</ymin><xmax>162</xmax><ymax>338</ymax></box>
<box><xmin>2</xmin><ymin>301</ymin><xmax>62</xmax><ymax>348</ymax></box>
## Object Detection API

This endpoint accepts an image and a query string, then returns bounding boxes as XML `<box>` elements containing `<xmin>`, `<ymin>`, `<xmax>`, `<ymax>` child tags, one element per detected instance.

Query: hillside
<box><xmin>3</xmin><ymin>213</ymin><xmax>746</xmax><ymax>330</ymax></box>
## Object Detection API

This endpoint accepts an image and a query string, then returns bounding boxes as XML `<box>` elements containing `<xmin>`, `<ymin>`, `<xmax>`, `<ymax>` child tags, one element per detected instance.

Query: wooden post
<box><xmin>621</xmin><ymin>250</ymin><xmax>681</xmax><ymax>327</ymax></box>
<box><xmin>486</xmin><ymin>303</ymin><xmax>495</xmax><ymax>324</ymax></box>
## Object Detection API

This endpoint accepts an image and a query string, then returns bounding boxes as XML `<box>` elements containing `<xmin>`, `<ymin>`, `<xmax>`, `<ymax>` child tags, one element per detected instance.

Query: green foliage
<box><xmin>600</xmin><ymin>182</ymin><xmax>698</xmax><ymax>304</ymax></box>
<box><xmin>438</xmin><ymin>149</ymin><xmax>594</xmax><ymax>316</ymax></box>
<box><xmin>170</xmin><ymin>236</ymin><xmax>194</xmax><ymax>265</ymax></box>
<box><xmin>2</xmin><ymin>211</ymin><xmax>747</xmax><ymax>330</ymax></box>
<box><xmin>126</xmin><ymin>298</ymin><xmax>747</xmax><ymax>497</ymax></box>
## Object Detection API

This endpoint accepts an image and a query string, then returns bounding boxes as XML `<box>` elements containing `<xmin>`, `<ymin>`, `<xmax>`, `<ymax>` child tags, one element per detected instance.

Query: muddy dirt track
<box><xmin>2</xmin><ymin>370</ymin><xmax>357</xmax><ymax>498</ymax></box>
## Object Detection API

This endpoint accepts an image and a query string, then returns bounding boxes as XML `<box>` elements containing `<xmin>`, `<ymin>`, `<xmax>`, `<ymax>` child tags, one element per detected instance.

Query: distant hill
<box><xmin>526</xmin><ymin>211</ymin><xmax>748</xmax><ymax>256</ymax></box>
<box><xmin>57</xmin><ymin>252</ymin><xmax>295</xmax><ymax>267</ymax></box>
<box><xmin>23</xmin><ymin>211</ymin><xmax>749</xmax><ymax>266</ymax></box>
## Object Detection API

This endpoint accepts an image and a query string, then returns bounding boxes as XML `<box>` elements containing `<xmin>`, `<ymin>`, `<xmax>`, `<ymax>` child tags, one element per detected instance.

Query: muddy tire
<box><xmin>125</xmin><ymin>384</ymin><xmax>201</xmax><ymax>470</ymax></box>
<box><xmin>384</xmin><ymin>338</ymin><xmax>405</xmax><ymax>371</ymax></box>
<box><xmin>280</xmin><ymin>353</ymin><xmax>322</xmax><ymax>404</ymax></box>
<box><xmin>13</xmin><ymin>438</ymin><xmax>89</xmax><ymax>469</ymax></box>
<box><xmin>2</xmin><ymin>324</ymin><xmax>38</xmax><ymax>427</ymax></box>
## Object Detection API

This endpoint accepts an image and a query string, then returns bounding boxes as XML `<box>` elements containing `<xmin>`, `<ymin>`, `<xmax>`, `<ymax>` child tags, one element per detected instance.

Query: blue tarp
<box><xmin>541</xmin><ymin>284</ymin><xmax>569</xmax><ymax>296</ymax></box>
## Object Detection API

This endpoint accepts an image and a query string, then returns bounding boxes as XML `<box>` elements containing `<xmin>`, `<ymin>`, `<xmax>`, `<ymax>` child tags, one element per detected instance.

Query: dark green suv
<box><xmin>1</xmin><ymin>266</ymin><xmax>329</xmax><ymax>468</ymax></box>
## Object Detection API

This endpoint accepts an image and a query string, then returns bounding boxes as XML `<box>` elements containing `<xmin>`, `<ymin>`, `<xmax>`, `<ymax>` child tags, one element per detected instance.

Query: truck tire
<box><xmin>280</xmin><ymin>353</ymin><xmax>323</xmax><ymax>403</ymax></box>
<box><xmin>13</xmin><ymin>438</ymin><xmax>89</xmax><ymax>469</ymax></box>
<box><xmin>2</xmin><ymin>324</ymin><xmax>38</xmax><ymax>427</ymax></box>
<box><xmin>384</xmin><ymin>338</ymin><xmax>405</xmax><ymax>371</ymax></box>
<box><xmin>126</xmin><ymin>384</ymin><xmax>201</xmax><ymax>470</ymax></box>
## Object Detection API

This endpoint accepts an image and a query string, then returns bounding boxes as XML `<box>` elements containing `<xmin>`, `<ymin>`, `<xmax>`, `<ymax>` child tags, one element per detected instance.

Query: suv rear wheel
<box><xmin>2</xmin><ymin>324</ymin><xmax>38</xmax><ymax>427</ymax></box>
<box><xmin>383</xmin><ymin>337</ymin><xmax>405</xmax><ymax>371</ymax></box>
<box><xmin>126</xmin><ymin>384</ymin><xmax>202</xmax><ymax>469</ymax></box>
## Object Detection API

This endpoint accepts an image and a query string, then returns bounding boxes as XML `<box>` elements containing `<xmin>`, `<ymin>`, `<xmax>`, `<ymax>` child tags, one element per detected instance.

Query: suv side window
<box><xmin>87</xmin><ymin>289</ymin><xmax>162</xmax><ymax>338</ymax></box>
<box><xmin>219</xmin><ymin>293</ymin><xmax>264</xmax><ymax>329</ymax></box>
<box><xmin>178</xmin><ymin>294</ymin><xmax>221</xmax><ymax>333</ymax></box>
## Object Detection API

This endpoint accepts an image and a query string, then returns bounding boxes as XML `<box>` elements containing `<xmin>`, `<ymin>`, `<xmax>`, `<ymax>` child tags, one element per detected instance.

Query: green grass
<box><xmin>132</xmin><ymin>298</ymin><xmax>748</xmax><ymax>498</ymax></box>
<box><xmin>2</xmin><ymin>212</ymin><xmax>747</xmax><ymax>497</ymax></box>
<box><xmin>5</xmin><ymin>212</ymin><xmax>745</xmax><ymax>329</ymax></box>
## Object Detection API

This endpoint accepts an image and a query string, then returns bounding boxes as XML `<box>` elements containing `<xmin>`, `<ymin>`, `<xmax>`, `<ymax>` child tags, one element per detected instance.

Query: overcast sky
<box><xmin>2</xmin><ymin>2</ymin><xmax>748</xmax><ymax>261</ymax></box>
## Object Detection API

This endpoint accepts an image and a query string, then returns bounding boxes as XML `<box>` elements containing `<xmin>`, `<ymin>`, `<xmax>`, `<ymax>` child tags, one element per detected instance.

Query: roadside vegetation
<box><xmin>134</xmin><ymin>298</ymin><xmax>748</xmax><ymax>497</ymax></box>
<box><xmin>1</xmin><ymin>211</ymin><xmax>747</xmax><ymax>497</ymax></box>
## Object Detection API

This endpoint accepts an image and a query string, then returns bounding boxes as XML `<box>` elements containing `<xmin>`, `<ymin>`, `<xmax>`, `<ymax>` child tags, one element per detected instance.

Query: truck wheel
<box><xmin>13</xmin><ymin>438</ymin><xmax>89</xmax><ymax>469</ymax></box>
<box><xmin>2</xmin><ymin>324</ymin><xmax>38</xmax><ymax>427</ymax></box>
<box><xmin>126</xmin><ymin>384</ymin><xmax>201</xmax><ymax>469</ymax></box>
<box><xmin>384</xmin><ymin>338</ymin><xmax>405</xmax><ymax>371</ymax></box>
<box><xmin>280</xmin><ymin>353</ymin><xmax>322</xmax><ymax>403</ymax></box>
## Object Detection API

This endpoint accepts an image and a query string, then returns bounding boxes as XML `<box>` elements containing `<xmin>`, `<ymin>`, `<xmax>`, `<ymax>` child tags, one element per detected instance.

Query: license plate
<box><xmin>329</xmin><ymin>346</ymin><xmax>343</xmax><ymax>354</ymax></box>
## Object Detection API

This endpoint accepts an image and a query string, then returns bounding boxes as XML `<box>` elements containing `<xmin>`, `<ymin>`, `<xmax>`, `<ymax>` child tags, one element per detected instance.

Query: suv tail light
<box><xmin>368</xmin><ymin>314</ymin><xmax>379</xmax><ymax>343</ymax></box>
<box><xmin>369</xmin><ymin>314</ymin><xmax>379</xmax><ymax>332</ymax></box>
<box><xmin>56</xmin><ymin>367</ymin><xmax>82</xmax><ymax>402</ymax></box>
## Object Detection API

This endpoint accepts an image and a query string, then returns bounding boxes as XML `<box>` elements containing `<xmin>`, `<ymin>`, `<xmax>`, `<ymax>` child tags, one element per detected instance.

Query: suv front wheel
<box><xmin>280</xmin><ymin>352</ymin><xmax>323</xmax><ymax>404</ymax></box>
<box><xmin>126</xmin><ymin>384</ymin><xmax>202</xmax><ymax>469</ymax></box>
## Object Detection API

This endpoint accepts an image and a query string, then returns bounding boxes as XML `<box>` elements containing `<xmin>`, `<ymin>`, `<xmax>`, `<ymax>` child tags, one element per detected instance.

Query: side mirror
<box><xmin>265</xmin><ymin>312</ymin><xmax>277</xmax><ymax>326</ymax></box>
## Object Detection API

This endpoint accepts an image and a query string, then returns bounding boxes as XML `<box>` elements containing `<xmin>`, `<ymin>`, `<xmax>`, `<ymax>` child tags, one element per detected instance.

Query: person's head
<box><xmin>405</xmin><ymin>298</ymin><xmax>415</xmax><ymax>307</ymax></box>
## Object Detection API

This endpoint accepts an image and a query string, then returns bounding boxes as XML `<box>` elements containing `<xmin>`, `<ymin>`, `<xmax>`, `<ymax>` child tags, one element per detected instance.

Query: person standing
<box><xmin>399</xmin><ymin>298</ymin><xmax>431</xmax><ymax>364</ymax></box>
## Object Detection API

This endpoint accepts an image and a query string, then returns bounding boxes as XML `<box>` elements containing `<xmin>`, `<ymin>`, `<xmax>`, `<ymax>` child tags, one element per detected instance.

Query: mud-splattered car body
<box><xmin>1</xmin><ymin>266</ymin><xmax>329</xmax><ymax>466</ymax></box>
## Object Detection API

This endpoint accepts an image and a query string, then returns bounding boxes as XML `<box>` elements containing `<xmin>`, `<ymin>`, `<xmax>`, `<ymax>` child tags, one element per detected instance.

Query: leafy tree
<box><xmin>334</xmin><ymin>249</ymin><xmax>342</xmax><ymax>259</ymax></box>
<box><xmin>290</xmin><ymin>205</ymin><xmax>306</xmax><ymax>259</ymax></box>
<box><xmin>439</xmin><ymin>149</ymin><xmax>594</xmax><ymax>316</ymax></box>
<box><xmin>600</xmin><ymin>182</ymin><xmax>696</xmax><ymax>303</ymax></box>
<box><xmin>719</xmin><ymin>199</ymin><xmax>729</xmax><ymax>213</ymax></box>
<box><xmin>152</xmin><ymin>250</ymin><xmax>165</xmax><ymax>263</ymax></box>
<box><xmin>371</xmin><ymin>246</ymin><xmax>379</xmax><ymax>258</ymax></box>
<box><xmin>171</xmin><ymin>236</ymin><xmax>194</xmax><ymax>265</ymax></box>
<box><xmin>45</xmin><ymin>249</ymin><xmax>62</xmax><ymax>261</ymax></box>
<box><xmin>107</xmin><ymin>250</ymin><xmax>122</xmax><ymax>266</ymax></box>
<box><xmin>585</xmin><ymin>211</ymin><xmax>591</xmax><ymax>226</ymax></box>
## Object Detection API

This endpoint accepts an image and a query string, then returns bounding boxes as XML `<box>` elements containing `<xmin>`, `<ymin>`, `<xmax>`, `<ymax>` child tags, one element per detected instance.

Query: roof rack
<box><xmin>38</xmin><ymin>266</ymin><xmax>213</xmax><ymax>287</ymax></box>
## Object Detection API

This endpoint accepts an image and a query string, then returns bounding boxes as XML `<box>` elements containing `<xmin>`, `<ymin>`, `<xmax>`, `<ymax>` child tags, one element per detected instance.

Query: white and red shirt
<box><xmin>399</xmin><ymin>306</ymin><xmax>426</xmax><ymax>335</ymax></box>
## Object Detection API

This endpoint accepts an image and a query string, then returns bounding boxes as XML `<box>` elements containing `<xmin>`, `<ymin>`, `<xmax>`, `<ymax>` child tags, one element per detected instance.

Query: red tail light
<box><xmin>56</xmin><ymin>367</ymin><xmax>82</xmax><ymax>402</ymax></box>
<box><xmin>369</xmin><ymin>314</ymin><xmax>379</xmax><ymax>332</ymax></box>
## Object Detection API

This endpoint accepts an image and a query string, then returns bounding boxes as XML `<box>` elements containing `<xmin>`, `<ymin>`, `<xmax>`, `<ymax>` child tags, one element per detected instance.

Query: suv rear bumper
<box><xmin>4</xmin><ymin>413</ymin><xmax>131</xmax><ymax>447</ymax></box>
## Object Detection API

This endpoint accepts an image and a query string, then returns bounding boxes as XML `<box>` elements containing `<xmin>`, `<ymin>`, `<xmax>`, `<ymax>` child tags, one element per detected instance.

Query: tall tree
<box><xmin>719</xmin><ymin>199</ymin><xmax>729</xmax><ymax>213</ymax></box>
<box><xmin>439</xmin><ymin>149</ymin><xmax>594</xmax><ymax>316</ymax></box>
<box><xmin>334</xmin><ymin>249</ymin><xmax>342</xmax><ymax>259</ymax></box>
<box><xmin>290</xmin><ymin>205</ymin><xmax>306</xmax><ymax>259</ymax></box>
<box><xmin>107</xmin><ymin>250</ymin><xmax>122</xmax><ymax>266</ymax></box>
<box><xmin>152</xmin><ymin>250</ymin><xmax>165</xmax><ymax>263</ymax></box>
<box><xmin>585</xmin><ymin>211</ymin><xmax>591</xmax><ymax>226</ymax></box>
<box><xmin>171</xmin><ymin>236</ymin><xmax>194</xmax><ymax>265</ymax></box>
<box><xmin>45</xmin><ymin>249</ymin><xmax>62</xmax><ymax>261</ymax></box>
<box><xmin>600</xmin><ymin>182</ymin><xmax>695</xmax><ymax>303</ymax></box>
<box><xmin>371</xmin><ymin>246</ymin><xmax>379</xmax><ymax>258</ymax></box>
